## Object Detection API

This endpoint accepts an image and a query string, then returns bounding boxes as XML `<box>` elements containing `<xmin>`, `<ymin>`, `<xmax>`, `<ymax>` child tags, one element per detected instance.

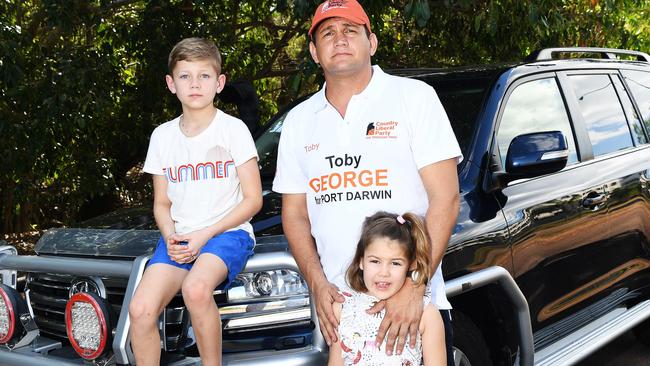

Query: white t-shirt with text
<box><xmin>144</xmin><ymin>110</ymin><xmax>258</xmax><ymax>237</ymax></box>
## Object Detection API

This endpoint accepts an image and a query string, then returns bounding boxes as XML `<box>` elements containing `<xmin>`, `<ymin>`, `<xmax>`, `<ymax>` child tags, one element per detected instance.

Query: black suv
<box><xmin>1</xmin><ymin>47</ymin><xmax>649</xmax><ymax>366</ymax></box>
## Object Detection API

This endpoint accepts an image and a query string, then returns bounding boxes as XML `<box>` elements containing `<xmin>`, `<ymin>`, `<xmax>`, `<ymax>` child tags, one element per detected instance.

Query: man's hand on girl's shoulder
<box><xmin>313</xmin><ymin>280</ymin><xmax>345</xmax><ymax>347</ymax></box>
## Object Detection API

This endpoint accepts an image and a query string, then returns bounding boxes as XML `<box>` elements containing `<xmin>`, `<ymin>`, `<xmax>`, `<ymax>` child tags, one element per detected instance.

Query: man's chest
<box><xmin>299</xmin><ymin>110</ymin><xmax>412</xmax><ymax>174</ymax></box>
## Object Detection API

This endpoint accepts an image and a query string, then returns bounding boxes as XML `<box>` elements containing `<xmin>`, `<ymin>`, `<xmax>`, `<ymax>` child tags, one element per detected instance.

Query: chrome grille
<box><xmin>26</xmin><ymin>272</ymin><xmax>188</xmax><ymax>350</ymax></box>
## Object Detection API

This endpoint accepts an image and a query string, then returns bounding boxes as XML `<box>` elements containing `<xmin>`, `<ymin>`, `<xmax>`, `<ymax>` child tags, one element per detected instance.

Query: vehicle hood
<box><xmin>35</xmin><ymin>190</ymin><xmax>286</xmax><ymax>258</ymax></box>
<box><xmin>35</xmin><ymin>229</ymin><xmax>289</xmax><ymax>258</ymax></box>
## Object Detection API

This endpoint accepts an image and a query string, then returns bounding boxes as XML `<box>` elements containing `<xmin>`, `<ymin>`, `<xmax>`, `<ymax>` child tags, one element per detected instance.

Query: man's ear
<box><xmin>369</xmin><ymin>32</ymin><xmax>378</xmax><ymax>57</ymax></box>
<box><xmin>309</xmin><ymin>41</ymin><xmax>320</xmax><ymax>65</ymax></box>
<box><xmin>165</xmin><ymin>75</ymin><xmax>176</xmax><ymax>94</ymax></box>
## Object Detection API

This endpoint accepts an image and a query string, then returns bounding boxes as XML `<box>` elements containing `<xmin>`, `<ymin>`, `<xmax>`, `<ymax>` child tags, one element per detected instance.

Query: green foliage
<box><xmin>0</xmin><ymin>0</ymin><xmax>648</xmax><ymax>233</ymax></box>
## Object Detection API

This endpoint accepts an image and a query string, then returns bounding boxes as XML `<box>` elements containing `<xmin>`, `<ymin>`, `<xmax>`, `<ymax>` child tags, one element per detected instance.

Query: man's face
<box><xmin>309</xmin><ymin>17</ymin><xmax>377</xmax><ymax>78</ymax></box>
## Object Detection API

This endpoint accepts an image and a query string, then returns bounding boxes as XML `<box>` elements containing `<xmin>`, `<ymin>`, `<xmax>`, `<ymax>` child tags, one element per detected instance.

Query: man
<box><xmin>272</xmin><ymin>1</ymin><xmax>461</xmax><ymax>364</ymax></box>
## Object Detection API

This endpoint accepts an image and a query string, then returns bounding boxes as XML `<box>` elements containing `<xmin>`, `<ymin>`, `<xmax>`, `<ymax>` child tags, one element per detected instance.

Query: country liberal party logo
<box><xmin>322</xmin><ymin>0</ymin><xmax>348</xmax><ymax>12</ymax></box>
<box><xmin>366</xmin><ymin>121</ymin><xmax>399</xmax><ymax>139</ymax></box>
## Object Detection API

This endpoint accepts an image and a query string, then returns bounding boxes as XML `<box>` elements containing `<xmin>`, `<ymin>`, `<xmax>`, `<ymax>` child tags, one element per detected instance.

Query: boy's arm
<box><xmin>152</xmin><ymin>174</ymin><xmax>176</xmax><ymax>243</ymax></box>
<box><xmin>421</xmin><ymin>305</ymin><xmax>446</xmax><ymax>366</ymax></box>
<box><xmin>327</xmin><ymin>302</ymin><xmax>344</xmax><ymax>366</ymax></box>
<box><xmin>176</xmin><ymin>158</ymin><xmax>262</xmax><ymax>258</ymax></box>
<box><xmin>282</xmin><ymin>193</ymin><xmax>344</xmax><ymax>346</ymax></box>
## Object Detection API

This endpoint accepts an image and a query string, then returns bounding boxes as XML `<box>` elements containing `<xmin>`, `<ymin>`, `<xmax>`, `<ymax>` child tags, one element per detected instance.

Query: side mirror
<box><xmin>506</xmin><ymin>130</ymin><xmax>569</xmax><ymax>177</ymax></box>
<box><xmin>488</xmin><ymin>131</ymin><xmax>569</xmax><ymax>192</ymax></box>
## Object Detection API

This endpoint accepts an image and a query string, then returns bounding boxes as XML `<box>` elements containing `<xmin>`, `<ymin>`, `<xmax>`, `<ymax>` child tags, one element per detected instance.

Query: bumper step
<box><xmin>534</xmin><ymin>299</ymin><xmax>650</xmax><ymax>366</ymax></box>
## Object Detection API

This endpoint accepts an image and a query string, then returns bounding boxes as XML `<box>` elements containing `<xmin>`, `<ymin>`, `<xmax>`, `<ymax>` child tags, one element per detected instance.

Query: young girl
<box><xmin>328</xmin><ymin>211</ymin><xmax>446</xmax><ymax>366</ymax></box>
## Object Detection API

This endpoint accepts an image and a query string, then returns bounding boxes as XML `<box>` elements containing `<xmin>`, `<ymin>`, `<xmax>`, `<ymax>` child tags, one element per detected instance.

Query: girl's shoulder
<box><xmin>340</xmin><ymin>290</ymin><xmax>379</xmax><ymax>308</ymax></box>
<box><xmin>419</xmin><ymin>303</ymin><xmax>442</xmax><ymax>334</ymax></box>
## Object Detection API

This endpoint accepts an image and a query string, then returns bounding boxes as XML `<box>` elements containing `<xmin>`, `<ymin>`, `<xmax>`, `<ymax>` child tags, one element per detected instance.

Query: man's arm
<box><xmin>282</xmin><ymin>193</ymin><xmax>344</xmax><ymax>346</ymax></box>
<box><xmin>419</xmin><ymin>158</ymin><xmax>460</xmax><ymax>273</ymax></box>
<box><xmin>372</xmin><ymin>157</ymin><xmax>459</xmax><ymax>354</ymax></box>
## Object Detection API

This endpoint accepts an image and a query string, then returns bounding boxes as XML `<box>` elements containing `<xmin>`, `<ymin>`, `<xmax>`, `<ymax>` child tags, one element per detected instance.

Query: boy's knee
<box><xmin>182</xmin><ymin>279</ymin><xmax>213</xmax><ymax>307</ymax></box>
<box><xmin>129</xmin><ymin>296</ymin><xmax>157</xmax><ymax>324</ymax></box>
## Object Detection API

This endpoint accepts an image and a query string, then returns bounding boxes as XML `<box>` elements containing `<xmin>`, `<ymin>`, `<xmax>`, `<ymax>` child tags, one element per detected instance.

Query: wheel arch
<box><xmin>445</xmin><ymin>266</ymin><xmax>534</xmax><ymax>366</ymax></box>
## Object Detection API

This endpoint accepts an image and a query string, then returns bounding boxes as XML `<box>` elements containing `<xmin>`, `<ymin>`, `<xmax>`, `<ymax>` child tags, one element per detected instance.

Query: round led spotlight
<box><xmin>0</xmin><ymin>284</ymin><xmax>28</xmax><ymax>344</ymax></box>
<box><xmin>253</xmin><ymin>272</ymin><xmax>274</xmax><ymax>296</ymax></box>
<box><xmin>65</xmin><ymin>292</ymin><xmax>112</xmax><ymax>360</ymax></box>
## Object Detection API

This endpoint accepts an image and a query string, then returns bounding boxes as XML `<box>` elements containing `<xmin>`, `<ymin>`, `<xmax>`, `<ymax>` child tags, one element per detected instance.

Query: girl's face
<box><xmin>360</xmin><ymin>237</ymin><xmax>411</xmax><ymax>300</ymax></box>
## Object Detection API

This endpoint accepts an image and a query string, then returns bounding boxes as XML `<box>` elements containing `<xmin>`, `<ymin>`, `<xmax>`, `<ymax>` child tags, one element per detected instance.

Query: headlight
<box><xmin>0</xmin><ymin>285</ymin><xmax>17</xmax><ymax>343</ymax></box>
<box><xmin>65</xmin><ymin>292</ymin><xmax>112</xmax><ymax>360</ymax></box>
<box><xmin>222</xmin><ymin>270</ymin><xmax>311</xmax><ymax>331</ymax></box>
<box><xmin>227</xmin><ymin>269</ymin><xmax>308</xmax><ymax>301</ymax></box>
<box><xmin>0</xmin><ymin>284</ymin><xmax>36</xmax><ymax>348</ymax></box>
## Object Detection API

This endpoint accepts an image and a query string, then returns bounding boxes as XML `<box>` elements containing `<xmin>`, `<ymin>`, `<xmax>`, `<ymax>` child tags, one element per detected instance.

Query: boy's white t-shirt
<box><xmin>143</xmin><ymin>110</ymin><xmax>258</xmax><ymax>236</ymax></box>
<box><xmin>273</xmin><ymin>66</ymin><xmax>462</xmax><ymax>310</ymax></box>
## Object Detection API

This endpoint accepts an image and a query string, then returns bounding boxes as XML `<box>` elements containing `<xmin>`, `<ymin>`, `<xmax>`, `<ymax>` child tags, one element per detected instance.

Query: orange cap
<box><xmin>308</xmin><ymin>0</ymin><xmax>371</xmax><ymax>38</ymax></box>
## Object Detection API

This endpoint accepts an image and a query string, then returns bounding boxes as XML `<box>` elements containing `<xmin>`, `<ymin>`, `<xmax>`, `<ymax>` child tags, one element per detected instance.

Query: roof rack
<box><xmin>527</xmin><ymin>47</ymin><xmax>650</xmax><ymax>62</ymax></box>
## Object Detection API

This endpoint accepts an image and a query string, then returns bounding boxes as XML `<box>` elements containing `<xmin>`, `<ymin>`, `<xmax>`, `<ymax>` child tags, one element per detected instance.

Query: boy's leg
<box><xmin>182</xmin><ymin>253</ymin><xmax>228</xmax><ymax>366</ymax></box>
<box><xmin>129</xmin><ymin>264</ymin><xmax>187</xmax><ymax>366</ymax></box>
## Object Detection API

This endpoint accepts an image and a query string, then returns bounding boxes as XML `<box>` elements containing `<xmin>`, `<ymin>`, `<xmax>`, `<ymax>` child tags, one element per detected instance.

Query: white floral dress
<box><xmin>337</xmin><ymin>289</ymin><xmax>431</xmax><ymax>366</ymax></box>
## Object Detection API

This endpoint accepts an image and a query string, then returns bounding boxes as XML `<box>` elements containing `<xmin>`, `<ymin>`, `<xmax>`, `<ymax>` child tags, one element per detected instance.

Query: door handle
<box><xmin>582</xmin><ymin>194</ymin><xmax>606</xmax><ymax>208</ymax></box>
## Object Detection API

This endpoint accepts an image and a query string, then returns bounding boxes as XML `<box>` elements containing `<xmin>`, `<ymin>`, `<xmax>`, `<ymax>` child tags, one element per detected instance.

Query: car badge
<box><xmin>69</xmin><ymin>277</ymin><xmax>106</xmax><ymax>299</ymax></box>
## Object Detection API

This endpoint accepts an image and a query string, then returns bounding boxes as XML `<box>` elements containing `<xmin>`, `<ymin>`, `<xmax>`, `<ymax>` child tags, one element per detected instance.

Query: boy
<box><xmin>129</xmin><ymin>37</ymin><xmax>262</xmax><ymax>366</ymax></box>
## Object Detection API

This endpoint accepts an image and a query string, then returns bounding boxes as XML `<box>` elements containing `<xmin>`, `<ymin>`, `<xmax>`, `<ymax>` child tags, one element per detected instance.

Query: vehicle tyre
<box><xmin>633</xmin><ymin>318</ymin><xmax>650</xmax><ymax>346</ymax></box>
<box><xmin>451</xmin><ymin>311</ymin><xmax>492</xmax><ymax>366</ymax></box>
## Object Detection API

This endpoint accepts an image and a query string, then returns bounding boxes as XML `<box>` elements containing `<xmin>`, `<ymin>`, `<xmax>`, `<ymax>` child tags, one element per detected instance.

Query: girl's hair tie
<box><xmin>396</xmin><ymin>215</ymin><xmax>406</xmax><ymax>224</ymax></box>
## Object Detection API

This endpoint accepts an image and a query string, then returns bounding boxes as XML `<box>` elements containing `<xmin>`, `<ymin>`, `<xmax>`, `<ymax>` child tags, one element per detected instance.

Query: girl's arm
<box><xmin>175</xmin><ymin>158</ymin><xmax>263</xmax><ymax>258</ymax></box>
<box><xmin>421</xmin><ymin>304</ymin><xmax>447</xmax><ymax>366</ymax></box>
<box><xmin>327</xmin><ymin>302</ymin><xmax>344</xmax><ymax>366</ymax></box>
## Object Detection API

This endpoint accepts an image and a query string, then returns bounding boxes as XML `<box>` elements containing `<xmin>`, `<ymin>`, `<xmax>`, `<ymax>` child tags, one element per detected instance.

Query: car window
<box><xmin>567</xmin><ymin>74</ymin><xmax>634</xmax><ymax>157</ymax></box>
<box><xmin>256</xmin><ymin>110</ymin><xmax>287</xmax><ymax>179</ymax></box>
<box><xmin>612</xmin><ymin>74</ymin><xmax>648</xmax><ymax>145</ymax></box>
<box><xmin>622</xmin><ymin>69</ymin><xmax>650</xmax><ymax>142</ymax></box>
<box><xmin>424</xmin><ymin>72</ymin><xmax>496</xmax><ymax>158</ymax></box>
<box><xmin>497</xmin><ymin>77</ymin><xmax>578</xmax><ymax>168</ymax></box>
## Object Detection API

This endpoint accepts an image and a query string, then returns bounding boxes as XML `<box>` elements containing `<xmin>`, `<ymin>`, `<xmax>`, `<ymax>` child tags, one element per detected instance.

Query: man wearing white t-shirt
<box><xmin>272</xmin><ymin>1</ymin><xmax>461</xmax><ymax>364</ymax></box>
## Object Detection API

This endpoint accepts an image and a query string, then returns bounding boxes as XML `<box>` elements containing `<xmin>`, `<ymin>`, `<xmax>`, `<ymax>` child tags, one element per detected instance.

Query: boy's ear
<box><xmin>165</xmin><ymin>75</ymin><xmax>176</xmax><ymax>94</ymax></box>
<box><xmin>216</xmin><ymin>74</ymin><xmax>227</xmax><ymax>94</ymax></box>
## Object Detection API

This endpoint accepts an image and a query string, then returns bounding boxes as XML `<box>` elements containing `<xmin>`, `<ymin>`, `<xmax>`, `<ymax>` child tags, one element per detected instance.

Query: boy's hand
<box><xmin>166</xmin><ymin>233</ymin><xmax>190</xmax><ymax>263</ymax></box>
<box><xmin>368</xmin><ymin>280</ymin><xmax>425</xmax><ymax>355</ymax></box>
<box><xmin>171</xmin><ymin>229</ymin><xmax>213</xmax><ymax>263</ymax></box>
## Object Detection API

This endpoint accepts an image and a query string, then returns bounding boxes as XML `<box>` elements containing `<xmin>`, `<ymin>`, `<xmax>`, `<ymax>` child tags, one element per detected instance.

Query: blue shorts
<box><xmin>148</xmin><ymin>229</ymin><xmax>254</xmax><ymax>290</ymax></box>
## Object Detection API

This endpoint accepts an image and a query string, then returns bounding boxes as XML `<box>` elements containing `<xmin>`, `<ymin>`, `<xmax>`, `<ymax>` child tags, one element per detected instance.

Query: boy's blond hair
<box><xmin>168</xmin><ymin>37</ymin><xmax>222</xmax><ymax>74</ymax></box>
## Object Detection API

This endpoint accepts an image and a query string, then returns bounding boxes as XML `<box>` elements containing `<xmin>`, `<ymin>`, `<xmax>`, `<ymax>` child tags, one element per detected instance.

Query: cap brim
<box><xmin>309</xmin><ymin>12</ymin><xmax>370</xmax><ymax>37</ymax></box>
